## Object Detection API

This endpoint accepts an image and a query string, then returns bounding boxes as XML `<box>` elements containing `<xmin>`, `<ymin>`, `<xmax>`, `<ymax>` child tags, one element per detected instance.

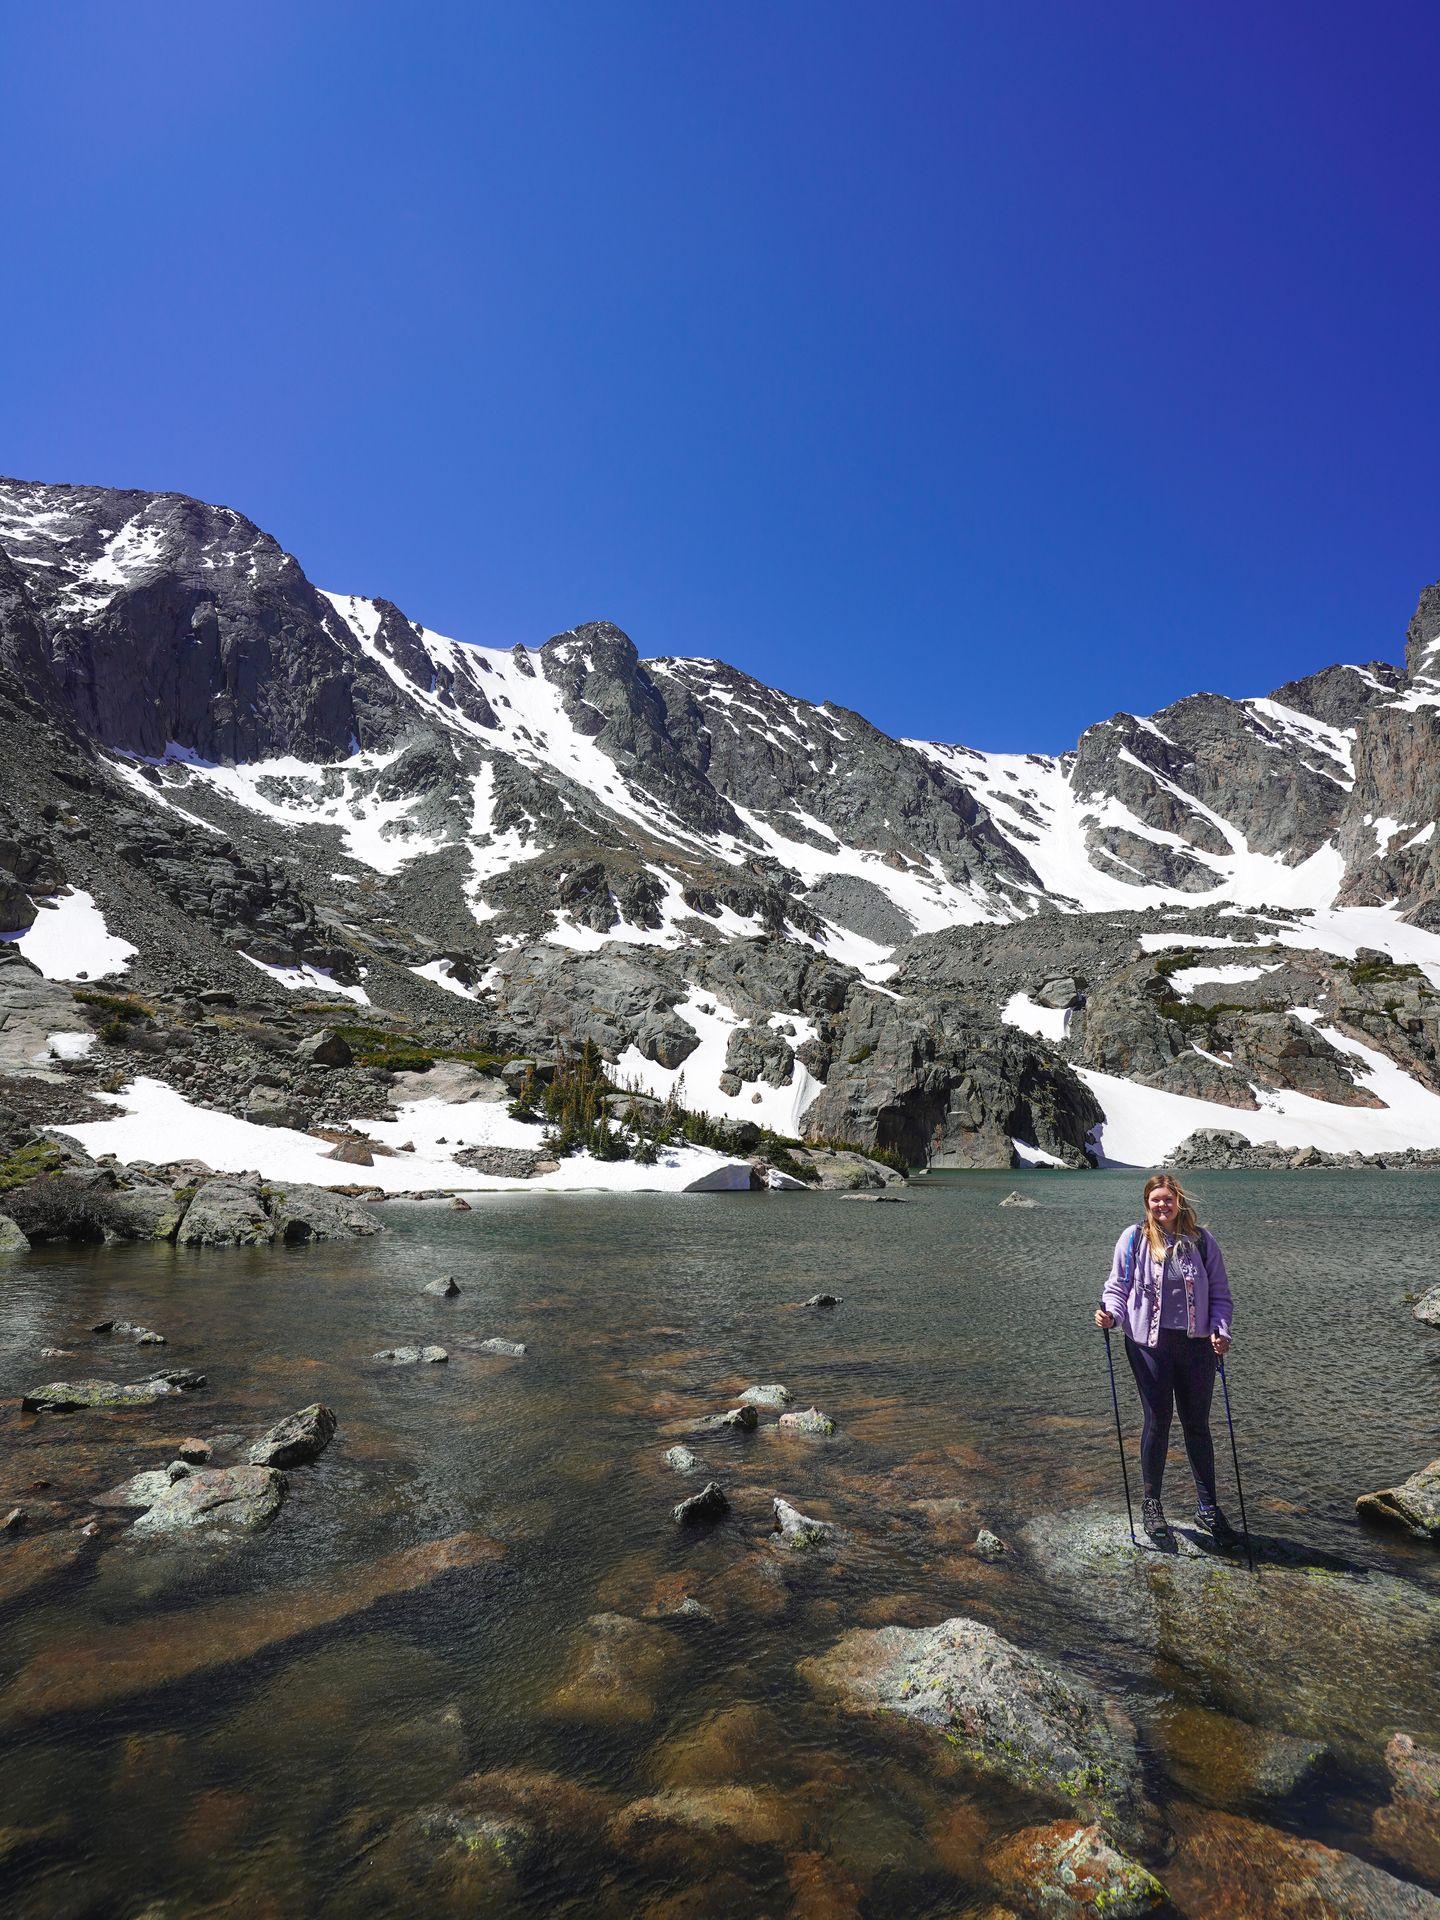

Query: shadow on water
<box><xmin>0</xmin><ymin>1170</ymin><xmax>1437</xmax><ymax>1915</ymax></box>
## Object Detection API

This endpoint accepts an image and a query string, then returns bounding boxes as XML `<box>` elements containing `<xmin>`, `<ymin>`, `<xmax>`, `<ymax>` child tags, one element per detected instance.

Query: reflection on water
<box><xmin>1</xmin><ymin>1170</ymin><xmax>1437</xmax><ymax>1916</ymax></box>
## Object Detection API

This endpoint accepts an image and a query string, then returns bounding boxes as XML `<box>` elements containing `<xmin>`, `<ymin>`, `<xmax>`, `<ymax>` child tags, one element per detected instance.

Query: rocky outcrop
<box><xmin>22</xmin><ymin>1368</ymin><xmax>206</xmax><ymax>1411</ymax></box>
<box><xmin>1357</xmin><ymin>1458</ymin><xmax>1440</xmax><ymax>1539</ymax></box>
<box><xmin>129</xmin><ymin>1464</ymin><xmax>286</xmax><ymax>1537</ymax></box>
<box><xmin>175</xmin><ymin>1179</ymin><xmax>272</xmax><ymax>1247</ymax></box>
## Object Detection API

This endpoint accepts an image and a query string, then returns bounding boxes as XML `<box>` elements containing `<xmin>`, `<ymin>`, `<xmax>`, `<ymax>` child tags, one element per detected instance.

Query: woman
<box><xmin>1094</xmin><ymin>1172</ymin><xmax>1238</xmax><ymax>1547</ymax></box>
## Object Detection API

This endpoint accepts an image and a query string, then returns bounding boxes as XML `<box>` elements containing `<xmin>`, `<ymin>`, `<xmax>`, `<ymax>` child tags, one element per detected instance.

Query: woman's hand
<box><xmin>1211</xmin><ymin>1332</ymin><xmax>1231</xmax><ymax>1356</ymax></box>
<box><xmin>1094</xmin><ymin>1310</ymin><xmax>1116</xmax><ymax>1330</ymax></box>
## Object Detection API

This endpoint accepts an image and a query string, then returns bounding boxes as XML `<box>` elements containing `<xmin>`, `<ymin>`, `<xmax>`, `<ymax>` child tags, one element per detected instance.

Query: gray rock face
<box><xmin>246</xmin><ymin>1403</ymin><xmax>337</xmax><ymax>1469</ymax></box>
<box><xmin>176</xmin><ymin>1179</ymin><xmax>272</xmax><ymax>1247</ymax></box>
<box><xmin>800</xmin><ymin>1613</ymin><xmax>1144</xmax><ymax>1832</ymax></box>
<box><xmin>1357</xmin><ymin>1458</ymin><xmax>1440</xmax><ymax>1539</ymax></box>
<box><xmin>0</xmin><ymin>1212</ymin><xmax>30</xmax><ymax>1252</ymax></box>
<box><xmin>129</xmin><ymin>1464</ymin><xmax>286</xmax><ymax>1536</ymax></box>
<box><xmin>267</xmin><ymin>1183</ymin><xmax>381</xmax><ymax>1243</ymax></box>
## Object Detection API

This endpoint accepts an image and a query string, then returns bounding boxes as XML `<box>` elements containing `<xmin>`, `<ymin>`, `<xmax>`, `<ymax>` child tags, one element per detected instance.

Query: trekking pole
<box><xmin>1103</xmin><ymin>1327</ymin><xmax>1137</xmax><ymax>1547</ymax></box>
<box><xmin>1218</xmin><ymin>1358</ymin><xmax>1257</xmax><ymax>1577</ymax></box>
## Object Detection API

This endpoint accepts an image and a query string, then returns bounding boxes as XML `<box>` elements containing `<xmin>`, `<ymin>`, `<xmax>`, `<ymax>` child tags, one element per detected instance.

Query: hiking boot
<box><xmin>1141</xmin><ymin>1496</ymin><xmax>1172</xmax><ymax>1544</ymax></box>
<box><xmin>1196</xmin><ymin>1503</ymin><xmax>1240</xmax><ymax>1549</ymax></box>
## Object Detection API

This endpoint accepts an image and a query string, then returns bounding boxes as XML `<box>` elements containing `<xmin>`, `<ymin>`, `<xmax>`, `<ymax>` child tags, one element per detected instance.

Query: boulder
<box><xmin>0</xmin><ymin>1212</ymin><xmax>29</xmax><ymax>1253</ymax></box>
<box><xmin>104</xmin><ymin>1189</ymin><xmax>188</xmax><ymax>1241</ymax></box>
<box><xmin>673</xmin><ymin>1481</ymin><xmax>729</xmax><ymax>1526</ymax></box>
<box><xmin>246</xmin><ymin>1403</ymin><xmax>337</xmax><ymax>1469</ymax></box>
<box><xmin>1413</xmin><ymin>1286</ymin><xmax>1440</xmax><ymax>1329</ymax></box>
<box><xmin>739</xmin><ymin>1383</ymin><xmax>791</xmax><ymax>1408</ymax></box>
<box><xmin>804</xmin><ymin>1293</ymin><xmax>842</xmax><ymax>1308</ymax></box>
<box><xmin>772</xmin><ymin>1497</ymin><xmax>835</xmax><ymax>1549</ymax></box>
<box><xmin>477</xmin><ymin>1337</ymin><xmax>526</xmax><ymax>1357</ymax></box>
<box><xmin>974</xmin><ymin>1528</ymin><xmax>1008</xmax><ymax>1561</ymax></box>
<box><xmin>129</xmin><ymin>1465</ymin><xmax>286</xmax><ymax>1537</ymax></box>
<box><xmin>799</xmin><ymin>1614</ymin><xmax>1145</xmax><ymax>1835</ymax></box>
<box><xmin>1373</xmin><ymin>1733</ymin><xmax>1440</xmax><ymax>1886</ymax></box>
<box><xmin>245</xmin><ymin>1087</ymin><xmax>306</xmax><ymax>1130</ymax></box>
<box><xmin>778</xmin><ymin>1405</ymin><xmax>836</xmax><ymax>1436</ymax></box>
<box><xmin>267</xmin><ymin>1183</ymin><xmax>381</xmax><ymax>1243</ymax></box>
<box><xmin>22</xmin><ymin>1368</ymin><xmax>206</xmax><ymax>1411</ymax></box>
<box><xmin>1165</xmin><ymin>1805</ymin><xmax>1440</xmax><ymax>1920</ymax></box>
<box><xmin>1357</xmin><ymin>1458</ymin><xmax>1440</xmax><ymax>1539</ymax></box>
<box><xmin>177</xmin><ymin>1438</ymin><xmax>211</xmax><ymax>1464</ymax></box>
<box><xmin>296</xmin><ymin>1028</ymin><xmax>353</xmax><ymax>1068</ymax></box>
<box><xmin>373</xmin><ymin>1346</ymin><xmax>448</xmax><ymax>1366</ymax></box>
<box><xmin>176</xmin><ymin>1179</ymin><xmax>272</xmax><ymax>1248</ymax></box>
<box><xmin>1000</xmin><ymin>1191</ymin><xmax>1039</xmax><ymax>1209</ymax></box>
<box><xmin>664</xmin><ymin>1446</ymin><xmax>701</xmax><ymax>1474</ymax></box>
<box><xmin>692</xmin><ymin>1406</ymin><xmax>758</xmax><ymax>1434</ymax></box>
<box><xmin>985</xmin><ymin>1820</ymin><xmax>1165</xmax><ymax>1918</ymax></box>
<box><xmin>422</xmin><ymin>1275</ymin><xmax>461</xmax><ymax>1297</ymax></box>
<box><xmin>325</xmin><ymin>1139</ymin><xmax>375</xmax><ymax>1167</ymax></box>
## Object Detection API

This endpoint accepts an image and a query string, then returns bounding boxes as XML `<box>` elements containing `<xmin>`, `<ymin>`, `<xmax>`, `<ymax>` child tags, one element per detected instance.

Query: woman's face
<box><xmin>1146</xmin><ymin>1182</ymin><xmax>1178</xmax><ymax>1229</ymax></box>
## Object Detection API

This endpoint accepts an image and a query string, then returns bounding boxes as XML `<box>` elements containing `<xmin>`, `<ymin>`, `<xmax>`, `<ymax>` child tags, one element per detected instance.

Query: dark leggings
<box><xmin>1124</xmin><ymin>1329</ymin><xmax>1218</xmax><ymax>1507</ymax></box>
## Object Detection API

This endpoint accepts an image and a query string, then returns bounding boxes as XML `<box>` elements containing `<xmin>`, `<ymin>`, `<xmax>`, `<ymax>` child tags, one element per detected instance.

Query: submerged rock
<box><xmin>90</xmin><ymin>1319</ymin><xmax>165</xmax><ymax>1344</ymax></box>
<box><xmin>778</xmin><ymin>1405</ymin><xmax>836</xmax><ymax>1436</ymax></box>
<box><xmin>772</xmin><ymin>1497</ymin><xmax>835</xmax><ymax>1549</ymax></box>
<box><xmin>1373</xmin><ymin>1733</ymin><xmax>1440</xmax><ymax>1886</ymax></box>
<box><xmin>673</xmin><ymin>1481</ymin><xmax>729</xmax><ymax>1526</ymax></box>
<box><xmin>477</xmin><ymin>1337</ymin><xmax>526</xmax><ymax>1357</ymax></box>
<box><xmin>373</xmin><ymin>1346</ymin><xmax>448</xmax><ymax>1366</ymax></box>
<box><xmin>246</xmin><ymin>1403</ymin><xmax>337</xmax><ymax>1469</ymax></box>
<box><xmin>422</xmin><ymin>1275</ymin><xmax>461</xmax><ymax>1297</ymax></box>
<box><xmin>22</xmin><ymin>1368</ymin><xmax>206</xmax><ymax>1411</ymax></box>
<box><xmin>129</xmin><ymin>1465</ymin><xmax>286</xmax><ymax>1537</ymax></box>
<box><xmin>985</xmin><ymin>1820</ymin><xmax>1165</xmax><ymax>1918</ymax></box>
<box><xmin>546</xmin><ymin>1613</ymin><xmax>684</xmax><ymax>1727</ymax></box>
<box><xmin>1023</xmin><ymin>1507</ymin><xmax>1440</xmax><ymax>1745</ymax></box>
<box><xmin>1000</xmin><ymin>1191</ymin><xmax>1039</xmax><ymax>1209</ymax></box>
<box><xmin>0</xmin><ymin>1528</ymin><xmax>94</xmax><ymax>1607</ymax></box>
<box><xmin>664</xmin><ymin>1446</ymin><xmax>702</xmax><ymax>1474</ymax></box>
<box><xmin>1158</xmin><ymin>1704</ymin><xmax>1329</xmax><ymax>1812</ymax></box>
<box><xmin>739</xmin><ymin>1383</ymin><xmax>791</xmax><ymax>1408</ymax></box>
<box><xmin>1165</xmin><ymin>1804</ymin><xmax>1440</xmax><ymax>1920</ymax></box>
<box><xmin>609</xmin><ymin>1784</ymin><xmax>802</xmax><ymax>1854</ymax></box>
<box><xmin>1357</xmin><ymin>1458</ymin><xmax>1440</xmax><ymax>1539</ymax></box>
<box><xmin>799</xmin><ymin>1613</ymin><xmax>1145</xmax><ymax>1834</ymax></box>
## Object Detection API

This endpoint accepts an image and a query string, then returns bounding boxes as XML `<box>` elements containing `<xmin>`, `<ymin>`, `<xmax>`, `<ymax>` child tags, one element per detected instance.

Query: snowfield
<box><xmin>2</xmin><ymin>889</ymin><xmax>136</xmax><ymax>981</ymax></box>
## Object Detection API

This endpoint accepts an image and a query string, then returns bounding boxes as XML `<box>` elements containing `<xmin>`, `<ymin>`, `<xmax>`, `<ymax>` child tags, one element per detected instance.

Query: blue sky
<box><xmin>4</xmin><ymin>2</ymin><xmax>1438</xmax><ymax>751</ymax></box>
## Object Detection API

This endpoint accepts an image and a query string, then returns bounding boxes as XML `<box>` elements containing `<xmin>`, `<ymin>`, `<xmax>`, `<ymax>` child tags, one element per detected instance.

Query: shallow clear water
<box><xmin>1</xmin><ymin>1170</ymin><xmax>1437</xmax><ymax>1917</ymax></box>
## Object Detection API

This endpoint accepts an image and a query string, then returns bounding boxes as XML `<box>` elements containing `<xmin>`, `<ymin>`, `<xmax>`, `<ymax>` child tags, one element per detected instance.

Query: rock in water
<box><xmin>1000</xmin><ymin>1191</ymin><xmax>1039</xmax><ymax>1208</ymax></box>
<box><xmin>804</xmin><ymin>1293</ymin><xmax>842</xmax><ymax>1308</ymax></box>
<box><xmin>93</xmin><ymin>1468</ymin><xmax>177</xmax><ymax>1510</ymax></box>
<box><xmin>772</xmin><ymin>1497</ymin><xmax>835</xmax><ymax>1549</ymax></box>
<box><xmin>1373</xmin><ymin>1733</ymin><xmax>1440</xmax><ymax>1886</ymax></box>
<box><xmin>373</xmin><ymin>1346</ymin><xmax>448</xmax><ymax>1366</ymax></box>
<box><xmin>267</xmin><ymin>1184</ymin><xmax>381</xmax><ymax>1242</ymax></box>
<box><xmin>423</xmin><ymin>1275</ymin><xmax>461</xmax><ymax>1297</ymax></box>
<box><xmin>129</xmin><ymin>1465</ymin><xmax>286</xmax><ymax>1537</ymax></box>
<box><xmin>673</xmin><ymin>1481</ymin><xmax>729</xmax><ymax>1526</ymax></box>
<box><xmin>1357</xmin><ymin>1458</ymin><xmax>1440</xmax><ymax>1539</ymax></box>
<box><xmin>90</xmin><ymin>1319</ymin><xmax>166</xmax><ymax>1344</ymax></box>
<box><xmin>985</xmin><ymin>1820</ymin><xmax>1166</xmax><ymax>1918</ymax></box>
<box><xmin>974</xmin><ymin>1527</ymin><xmax>1007</xmax><ymax>1561</ymax></box>
<box><xmin>477</xmin><ymin>1337</ymin><xmax>526</xmax><ymax>1357</ymax></box>
<box><xmin>1165</xmin><ymin>1805</ymin><xmax>1440</xmax><ymax>1920</ymax></box>
<box><xmin>799</xmin><ymin>1614</ymin><xmax>1145</xmax><ymax>1835</ymax></box>
<box><xmin>246</xmin><ymin>1403</ymin><xmax>337</xmax><ymax>1468</ymax></box>
<box><xmin>0</xmin><ymin>1212</ymin><xmax>30</xmax><ymax>1253</ymax></box>
<box><xmin>778</xmin><ymin>1405</ymin><xmax>836</xmax><ymax>1436</ymax></box>
<box><xmin>1414</xmin><ymin>1286</ymin><xmax>1440</xmax><ymax>1328</ymax></box>
<box><xmin>692</xmin><ymin>1406</ymin><xmax>758</xmax><ymax>1433</ymax></box>
<box><xmin>546</xmin><ymin>1613</ymin><xmax>685</xmax><ymax>1727</ymax></box>
<box><xmin>664</xmin><ymin>1446</ymin><xmax>701</xmax><ymax>1474</ymax></box>
<box><xmin>739</xmin><ymin>1383</ymin><xmax>791</xmax><ymax>1408</ymax></box>
<box><xmin>176</xmin><ymin>1179</ymin><xmax>272</xmax><ymax>1248</ymax></box>
<box><xmin>22</xmin><ymin>1369</ymin><xmax>206</xmax><ymax>1411</ymax></box>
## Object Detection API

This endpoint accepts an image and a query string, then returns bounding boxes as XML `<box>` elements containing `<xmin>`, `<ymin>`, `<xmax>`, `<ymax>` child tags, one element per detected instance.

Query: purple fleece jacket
<box><xmin>1100</xmin><ymin>1225</ymin><xmax>1234</xmax><ymax>1347</ymax></box>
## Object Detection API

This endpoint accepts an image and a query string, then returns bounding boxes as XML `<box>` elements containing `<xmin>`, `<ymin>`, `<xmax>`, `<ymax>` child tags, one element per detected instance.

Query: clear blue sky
<box><xmin>4</xmin><ymin>3</ymin><xmax>1438</xmax><ymax>751</ymax></box>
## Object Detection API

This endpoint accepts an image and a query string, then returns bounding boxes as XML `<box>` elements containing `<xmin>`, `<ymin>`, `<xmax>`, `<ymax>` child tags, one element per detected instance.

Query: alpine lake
<box><xmin>1</xmin><ymin>1169</ymin><xmax>1437</xmax><ymax>1918</ymax></box>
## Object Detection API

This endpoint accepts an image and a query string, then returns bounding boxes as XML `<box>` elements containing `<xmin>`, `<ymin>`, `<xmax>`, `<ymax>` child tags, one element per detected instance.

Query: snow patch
<box><xmin>4</xmin><ymin>890</ymin><xmax>136</xmax><ymax>981</ymax></box>
<box><xmin>238</xmin><ymin>953</ymin><xmax>369</xmax><ymax>1004</ymax></box>
<box><xmin>1000</xmin><ymin>992</ymin><xmax>1069</xmax><ymax>1043</ymax></box>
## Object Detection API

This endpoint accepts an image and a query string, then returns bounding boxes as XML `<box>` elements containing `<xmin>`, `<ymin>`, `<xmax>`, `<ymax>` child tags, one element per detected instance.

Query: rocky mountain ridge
<box><xmin>6</xmin><ymin>473</ymin><xmax>1440</xmax><ymax>1173</ymax></box>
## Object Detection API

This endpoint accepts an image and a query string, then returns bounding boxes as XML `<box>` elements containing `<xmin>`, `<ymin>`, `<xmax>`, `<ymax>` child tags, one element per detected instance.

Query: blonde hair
<box><xmin>1141</xmin><ymin>1171</ymin><xmax>1199</xmax><ymax>1258</ymax></box>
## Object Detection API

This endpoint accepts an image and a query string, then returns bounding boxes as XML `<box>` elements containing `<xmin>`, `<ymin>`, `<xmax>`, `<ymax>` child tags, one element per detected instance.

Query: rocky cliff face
<box><xmin>4</xmin><ymin>471</ymin><xmax>1440</xmax><ymax>1169</ymax></box>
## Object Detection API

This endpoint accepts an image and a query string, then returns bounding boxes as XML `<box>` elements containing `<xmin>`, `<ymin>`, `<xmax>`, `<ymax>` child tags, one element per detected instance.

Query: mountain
<box><xmin>5</xmin><ymin>472</ymin><xmax>1440</xmax><ymax>1174</ymax></box>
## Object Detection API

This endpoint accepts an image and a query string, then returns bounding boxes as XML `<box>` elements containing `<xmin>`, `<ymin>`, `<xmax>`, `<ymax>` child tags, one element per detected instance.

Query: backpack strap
<box><xmin>1124</xmin><ymin>1223</ymin><xmax>1143</xmax><ymax>1294</ymax></box>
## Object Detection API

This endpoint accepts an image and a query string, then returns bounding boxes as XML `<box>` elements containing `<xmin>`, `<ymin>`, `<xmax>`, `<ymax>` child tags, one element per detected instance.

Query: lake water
<box><xmin>2</xmin><ymin>1170</ymin><xmax>1438</xmax><ymax>1917</ymax></box>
